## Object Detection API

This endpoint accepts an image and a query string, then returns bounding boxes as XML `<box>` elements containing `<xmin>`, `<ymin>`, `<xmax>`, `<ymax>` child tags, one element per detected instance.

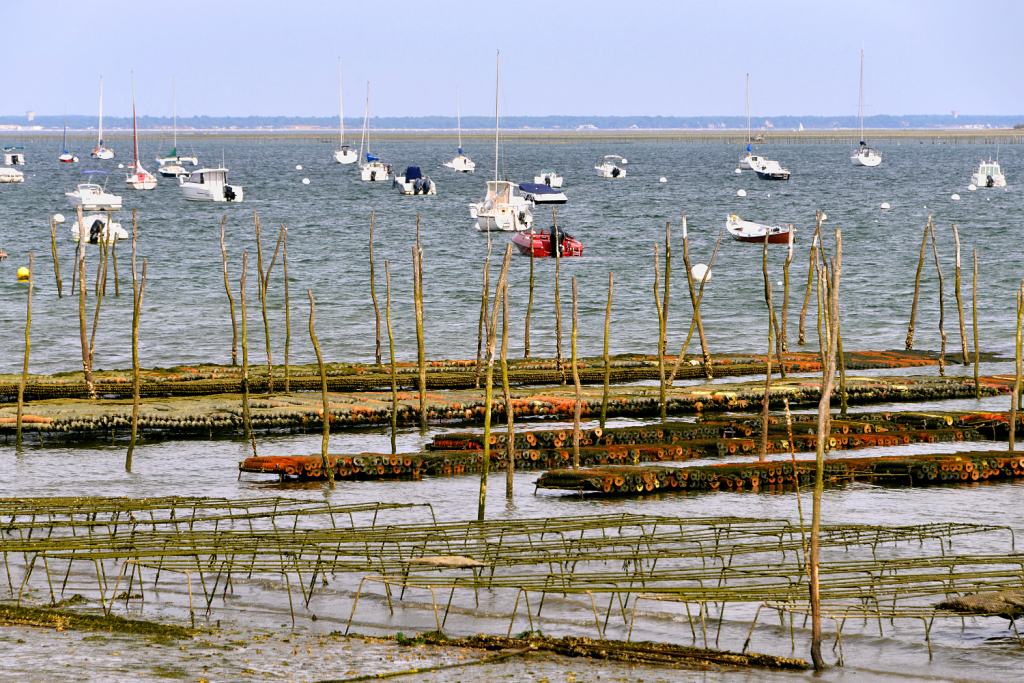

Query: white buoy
<box><xmin>302</xmin><ymin>178</ymin><xmax>310</xmax><ymax>185</ymax></box>
<box><xmin>691</xmin><ymin>264</ymin><xmax>711</xmax><ymax>283</ymax></box>
<box><xmin>968</xmin><ymin>184</ymin><xmax>978</xmax><ymax>191</ymax></box>
<box><xmin>118</xmin><ymin>163</ymin><xmax>124</xmax><ymax>169</ymax></box>
<box><xmin>53</xmin><ymin>214</ymin><xmax>65</xmax><ymax>224</ymax></box>
<box><xmin>296</xmin><ymin>165</ymin><xmax>303</xmax><ymax>170</ymax></box>
<box><xmin>767</xmin><ymin>194</ymin><xmax>770</xmax><ymax>198</ymax></box>
<box><xmin>659</xmin><ymin>177</ymin><xmax>667</xmax><ymax>183</ymax></box>
<box><xmin>72</xmin><ymin>156</ymin><xmax>79</xmax><ymax>163</ymax></box>
<box><xmin>951</xmin><ymin>194</ymin><xmax>960</xmax><ymax>201</ymax></box>
<box><xmin>880</xmin><ymin>202</ymin><xmax>890</xmax><ymax>210</ymax></box>
<box><xmin>734</xmin><ymin>168</ymin><xmax>742</xmax><ymax>174</ymax></box>
<box><xmin>620</xmin><ymin>158</ymin><xmax>628</xmax><ymax>164</ymax></box>
<box><xmin>737</xmin><ymin>189</ymin><xmax>747</xmax><ymax>197</ymax></box>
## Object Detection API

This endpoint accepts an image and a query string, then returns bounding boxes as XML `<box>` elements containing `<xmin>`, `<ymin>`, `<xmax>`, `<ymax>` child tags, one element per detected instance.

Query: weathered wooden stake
<box><xmin>572</xmin><ymin>277</ymin><xmax>583</xmax><ymax>469</ymax></box>
<box><xmin>798</xmin><ymin>212</ymin><xmax>823</xmax><ymax>346</ymax></box>
<box><xmin>601</xmin><ymin>272</ymin><xmax>613</xmax><ymax>430</ymax></box>
<box><xmin>929</xmin><ymin>221</ymin><xmax>946</xmax><ymax>376</ymax></box>
<box><xmin>554</xmin><ymin>208</ymin><xmax>564</xmax><ymax>384</ymax></box>
<box><xmin>16</xmin><ymin>253</ymin><xmax>32</xmax><ymax>450</ymax></box>
<box><xmin>240</xmin><ymin>252</ymin><xmax>252</xmax><ymax>443</ymax></box>
<box><xmin>525</xmin><ymin>226</ymin><xmax>535</xmax><ymax>359</ymax></box>
<box><xmin>973</xmin><ymin>250</ymin><xmax>980</xmax><ymax>399</ymax></box>
<box><xmin>951</xmin><ymin>225</ymin><xmax>969</xmax><ymax>365</ymax></box>
<box><xmin>837</xmin><ymin>320</ymin><xmax>848</xmax><ymax>415</ymax></box>
<box><xmin>669</xmin><ymin>232</ymin><xmax>722</xmax><ymax>385</ymax></box>
<box><xmin>369</xmin><ymin>211</ymin><xmax>382</xmax><ymax>366</ymax></box>
<box><xmin>308</xmin><ymin>290</ymin><xmax>335</xmax><ymax>489</ymax></box>
<box><xmin>257</xmin><ymin>221</ymin><xmax>284</xmax><ymax>394</ymax></box>
<box><xmin>283</xmin><ymin>227</ymin><xmax>291</xmax><ymax>393</ymax></box>
<box><xmin>654</xmin><ymin>242</ymin><xmax>665</xmax><ymax>416</ymax></box>
<box><xmin>475</xmin><ymin>236</ymin><xmax>492</xmax><ymax>388</ymax></box>
<box><xmin>479</xmin><ymin>245</ymin><xmax>513</xmax><ymax>521</ymax></box>
<box><xmin>70</xmin><ymin>248</ymin><xmax>77</xmax><ymax>297</ymax></box>
<box><xmin>126</xmin><ymin>216</ymin><xmax>147</xmax><ymax>472</ymax></box>
<box><xmin>501</xmin><ymin>280</ymin><xmax>515</xmax><ymax>497</ymax></box>
<box><xmin>1011</xmin><ymin>390</ymin><xmax>1018</xmax><ymax>452</ymax></box>
<box><xmin>75</xmin><ymin>206</ymin><xmax>95</xmax><ymax>399</ymax></box>
<box><xmin>659</xmin><ymin>223</ymin><xmax>671</xmax><ymax>418</ymax></box>
<box><xmin>680</xmin><ymin>217</ymin><xmax>713</xmax><ymax>379</ymax></box>
<box><xmin>413</xmin><ymin>240</ymin><xmax>427</xmax><ymax>430</ymax></box>
<box><xmin>1016</xmin><ymin>283</ymin><xmax>1024</xmax><ymax>412</ymax></box>
<box><xmin>88</xmin><ymin>225</ymin><xmax>112</xmax><ymax>367</ymax></box>
<box><xmin>220</xmin><ymin>217</ymin><xmax>238</xmax><ymax>365</ymax></box>
<box><xmin>49</xmin><ymin>218</ymin><xmax>62</xmax><ymax>298</ymax></box>
<box><xmin>111</xmin><ymin>239</ymin><xmax>119</xmax><ymax>297</ymax></box>
<box><xmin>781</xmin><ymin>228</ymin><xmax>793</xmax><ymax>352</ymax></box>
<box><xmin>906</xmin><ymin>216</ymin><xmax>931</xmax><ymax>350</ymax></box>
<box><xmin>386</xmin><ymin>261</ymin><xmax>397</xmax><ymax>454</ymax></box>
<box><xmin>759</xmin><ymin>238</ymin><xmax>774</xmax><ymax>461</ymax></box>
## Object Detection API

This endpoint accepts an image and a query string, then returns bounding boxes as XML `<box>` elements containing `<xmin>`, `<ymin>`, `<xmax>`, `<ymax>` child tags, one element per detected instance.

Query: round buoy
<box><xmin>118</xmin><ymin>163</ymin><xmax>124</xmax><ymax>169</ymax></box>
<box><xmin>53</xmin><ymin>214</ymin><xmax>65</xmax><ymax>224</ymax></box>
<box><xmin>737</xmin><ymin>189</ymin><xmax>747</xmax><ymax>197</ymax></box>
<box><xmin>691</xmin><ymin>264</ymin><xmax>711</xmax><ymax>282</ymax></box>
<box><xmin>659</xmin><ymin>177</ymin><xmax>667</xmax><ymax>183</ymax></box>
<box><xmin>880</xmin><ymin>202</ymin><xmax>890</xmax><ymax>210</ymax></box>
<box><xmin>296</xmin><ymin>165</ymin><xmax>303</xmax><ymax>170</ymax></box>
<box><xmin>767</xmin><ymin>194</ymin><xmax>770</xmax><ymax>198</ymax></box>
<box><xmin>72</xmin><ymin>156</ymin><xmax>79</xmax><ymax>163</ymax></box>
<box><xmin>17</xmin><ymin>267</ymin><xmax>30</xmax><ymax>281</ymax></box>
<box><xmin>734</xmin><ymin>168</ymin><xmax>742</xmax><ymax>174</ymax></box>
<box><xmin>621</xmin><ymin>158</ymin><xmax>628</xmax><ymax>164</ymax></box>
<box><xmin>302</xmin><ymin>178</ymin><xmax>310</xmax><ymax>185</ymax></box>
<box><xmin>951</xmin><ymin>194</ymin><xmax>960</xmax><ymax>201</ymax></box>
<box><xmin>968</xmin><ymin>184</ymin><xmax>978</xmax><ymax>191</ymax></box>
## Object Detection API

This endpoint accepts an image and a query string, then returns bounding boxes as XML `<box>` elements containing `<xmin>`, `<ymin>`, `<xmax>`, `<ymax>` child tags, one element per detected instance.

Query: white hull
<box><xmin>4</xmin><ymin>153</ymin><xmax>26</xmax><ymax>165</ymax></box>
<box><xmin>533</xmin><ymin>172</ymin><xmax>563</xmax><ymax>187</ymax></box>
<box><xmin>360</xmin><ymin>162</ymin><xmax>391</xmax><ymax>181</ymax></box>
<box><xmin>851</xmin><ymin>150</ymin><xmax>882</xmax><ymax>167</ymax></box>
<box><xmin>394</xmin><ymin>177</ymin><xmax>437</xmax><ymax>195</ymax></box>
<box><xmin>159</xmin><ymin>165</ymin><xmax>190</xmax><ymax>178</ymax></box>
<box><xmin>444</xmin><ymin>156</ymin><xmax>476</xmax><ymax>172</ymax></box>
<box><xmin>596</xmin><ymin>164</ymin><xmax>625</xmax><ymax>178</ymax></box>
<box><xmin>126</xmin><ymin>168</ymin><xmax>158</xmax><ymax>190</ymax></box>
<box><xmin>181</xmin><ymin>184</ymin><xmax>243</xmax><ymax>202</ymax></box>
<box><xmin>91</xmin><ymin>148</ymin><xmax>114</xmax><ymax>160</ymax></box>
<box><xmin>972</xmin><ymin>161</ymin><xmax>1006</xmax><ymax>188</ymax></box>
<box><xmin>334</xmin><ymin>148</ymin><xmax>358</xmax><ymax>164</ymax></box>
<box><xmin>72</xmin><ymin>215</ymin><xmax>127</xmax><ymax>243</ymax></box>
<box><xmin>476</xmin><ymin>206</ymin><xmax>533</xmax><ymax>232</ymax></box>
<box><xmin>971</xmin><ymin>172</ymin><xmax>1006</xmax><ymax>188</ymax></box>
<box><xmin>157</xmin><ymin>155</ymin><xmax>197</xmax><ymax>166</ymax></box>
<box><xmin>469</xmin><ymin>203</ymin><xmax>480</xmax><ymax>219</ymax></box>
<box><xmin>0</xmin><ymin>168</ymin><xmax>24</xmax><ymax>183</ymax></box>
<box><xmin>739</xmin><ymin>154</ymin><xmax>764</xmax><ymax>170</ymax></box>
<box><xmin>66</xmin><ymin>187</ymin><xmax>122</xmax><ymax>210</ymax></box>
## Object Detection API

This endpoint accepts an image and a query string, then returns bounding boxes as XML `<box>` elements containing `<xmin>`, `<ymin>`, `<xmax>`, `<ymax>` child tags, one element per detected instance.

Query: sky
<box><xmin>4</xmin><ymin>0</ymin><xmax>1022</xmax><ymax>119</ymax></box>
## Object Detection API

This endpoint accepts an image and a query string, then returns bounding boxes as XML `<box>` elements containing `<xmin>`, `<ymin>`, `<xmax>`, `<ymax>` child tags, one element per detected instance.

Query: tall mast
<box><xmin>457</xmin><ymin>88</ymin><xmax>462</xmax><ymax>153</ymax></box>
<box><xmin>746</xmin><ymin>73</ymin><xmax>750</xmax><ymax>145</ymax></box>
<box><xmin>63</xmin><ymin>104</ymin><xmax>67</xmax><ymax>152</ymax></box>
<box><xmin>338</xmin><ymin>58</ymin><xmax>344</xmax><ymax>147</ymax></box>
<box><xmin>365</xmin><ymin>83</ymin><xmax>371</xmax><ymax>158</ymax></box>
<box><xmin>98</xmin><ymin>76</ymin><xmax>104</xmax><ymax>147</ymax></box>
<box><xmin>494</xmin><ymin>51</ymin><xmax>500</xmax><ymax>182</ymax></box>
<box><xmin>172</xmin><ymin>76</ymin><xmax>177</xmax><ymax>151</ymax></box>
<box><xmin>359</xmin><ymin>82</ymin><xmax>368</xmax><ymax>162</ymax></box>
<box><xmin>858</xmin><ymin>50</ymin><xmax>865</xmax><ymax>143</ymax></box>
<box><xmin>131</xmin><ymin>72</ymin><xmax>139</xmax><ymax>168</ymax></box>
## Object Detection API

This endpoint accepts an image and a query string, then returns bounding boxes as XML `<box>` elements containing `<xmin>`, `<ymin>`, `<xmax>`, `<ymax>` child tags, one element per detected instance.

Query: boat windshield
<box><xmin>77</xmin><ymin>184</ymin><xmax>103</xmax><ymax>193</ymax></box>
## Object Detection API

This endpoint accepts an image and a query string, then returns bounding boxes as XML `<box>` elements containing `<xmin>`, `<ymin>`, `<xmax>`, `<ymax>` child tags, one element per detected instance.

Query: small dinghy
<box><xmin>518</xmin><ymin>182</ymin><xmax>567</xmax><ymax>205</ymax></box>
<box><xmin>510</xmin><ymin>225</ymin><xmax>583</xmax><ymax>258</ymax></box>
<box><xmin>71</xmin><ymin>214</ymin><xmax>128</xmax><ymax>244</ymax></box>
<box><xmin>393</xmin><ymin>166</ymin><xmax>437</xmax><ymax>195</ymax></box>
<box><xmin>726</xmin><ymin>215</ymin><xmax>792</xmax><ymax>244</ymax></box>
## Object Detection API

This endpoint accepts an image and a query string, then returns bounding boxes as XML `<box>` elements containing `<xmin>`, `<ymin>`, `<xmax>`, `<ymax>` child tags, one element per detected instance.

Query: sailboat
<box><xmin>59</xmin><ymin>106</ymin><xmax>77</xmax><ymax>162</ymax></box>
<box><xmin>125</xmin><ymin>73</ymin><xmax>157</xmax><ymax>190</ymax></box>
<box><xmin>157</xmin><ymin>77</ymin><xmax>197</xmax><ymax>177</ymax></box>
<box><xmin>334</xmin><ymin>59</ymin><xmax>357</xmax><ymax>164</ymax></box>
<box><xmin>358</xmin><ymin>83</ymin><xmax>391</xmax><ymax>181</ymax></box>
<box><xmin>90</xmin><ymin>76</ymin><xmax>114</xmax><ymax>160</ymax></box>
<box><xmin>472</xmin><ymin>51</ymin><xmax>534</xmax><ymax>233</ymax></box>
<box><xmin>850</xmin><ymin>50</ymin><xmax>882</xmax><ymax>167</ymax></box>
<box><xmin>738</xmin><ymin>74</ymin><xmax>763</xmax><ymax>171</ymax></box>
<box><xmin>443</xmin><ymin>89</ymin><xmax>475</xmax><ymax>172</ymax></box>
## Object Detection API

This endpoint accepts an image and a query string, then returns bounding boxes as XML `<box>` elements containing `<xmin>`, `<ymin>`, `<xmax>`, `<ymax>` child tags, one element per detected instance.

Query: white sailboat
<box><xmin>125</xmin><ymin>73</ymin><xmax>157</xmax><ymax>190</ymax></box>
<box><xmin>738</xmin><ymin>74</ymin><xmax>764</xmax><ymax>171</ymax></box>
<box><xmin>90</xmin><ymin>76</ymin><xmax>114</xmax><ymax>160</ymax></box>
<box><xmin>59</xmin><ymin>106</ymin><xmax>76</xmax><ymax>162</ymax></box>
<box><xmin>157</xmin><ymin>77</ymin><xmax>197</xmax><ymax>177</ymax></box>
<box><xmin>358</xmin><ymin>83</ymin><xmax>391</xmax><ymax>181</ymax></box>
<box><xmin>473</xmin><ymin>51</ymin><xmax>533</xmax><ymax>232</ymax></box>
<box><xmin>850</xmin><ymin>50</ymin><xmax>882</xmax><ymax>167</ymax></box>
<box><xmin>334</xmin><ymin>60</ymin><xmax>357</xmax><ymax>164</ymax></box>
<box><xmin>443</xmin><ymin>89</ymin><xmax>475</xmax><ymax>172</ymax></box>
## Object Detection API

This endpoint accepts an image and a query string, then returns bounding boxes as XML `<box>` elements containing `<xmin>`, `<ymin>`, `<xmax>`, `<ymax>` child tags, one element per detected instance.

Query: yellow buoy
<box><xmin>17</xmin><ymin>266</ymin><xmax>30</xmax><ymax>281</ymax></box>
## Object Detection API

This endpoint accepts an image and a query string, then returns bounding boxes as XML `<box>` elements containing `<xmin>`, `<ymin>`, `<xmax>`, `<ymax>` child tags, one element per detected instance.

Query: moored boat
<box><xmin>753</xmin><ymin>159</ymin><xmax>790</xmax><ymax>180</ymax></box>
<box><xmin>71</xmin><ymin>213</ymin><xmax>127</xmax><ymax>244</ymax></box>
<box><xmin>850</xmin><ymin>50</ymin><xmax>882</xmax><ymax>168</ymax></box>
<box><xmin>90</xmin><ymin>76</ymin><xmax>114</xmax><ymax>160</ymax></box>
<box><xmin>726</xmin><ymin>215</ymin><xmax>792</xmax><ymax>243</ymax></box>
<box><xmin>125</xmin><ymin>74</ymin><xmax>158</xmax><ymax>190</ymax></box>
<box><xmin>0</xmin><ymin>167</ymin><xmax>24</xmax><ymax>183</ymax></box>
<box><xmin>519</xmin><ymin>182</ymin><xmax>567</xmax><ymax>205</ymax></box>
<box><xmin>66</xmin><ymin>170</ymin><xmax>122</xmax><ymax>210</ymax></box>
<box><xmin>971</xmin><ymin>159</ymin><xmax>1006</xmax><ymax>188</ymax></box>
<box><xmin>333</xmin><ymin>60</ymin><xmax>358</xmax><ymax>164</ymax></box>
<box><xmin>3</xmin><ymin>147</ymin><xmax>25</xmax><ymax>165</ymax></box>
<box><xmin>473</xmin><ymin>180</ymin><xmax>534</xmax><ymax>232</ymax></box>
<box><xmin>533</xmin><ymin>169</ymin><xmax>563</xmax><ymax>187</ymax></box>
<box><xmin>179</xmin><ymin>168</ymin><xmax>243</xmax><ymax>202</ymax></box>
<box><xmin>511</xmin><ymin>226</ymin><xmax>583</xmax><ymax>258</ymax></box>
<box><xmin>595</xmin><ymin>155</ymin><xmax>626</xmax><ymax>178</ymax></box>
<box><xmin>59</xmin><ymin>107</ymin><xmax>76</xmax><ymax>162</ymax></box>
<box><xmin>393</xmin><ymin>166</ymin><xmax>437</xmax><ymax>195</ymax></box>
<box><xmin>443</xmin><ymin>89</ymin><xmax>475</xmax><ymax>172</ymax></box>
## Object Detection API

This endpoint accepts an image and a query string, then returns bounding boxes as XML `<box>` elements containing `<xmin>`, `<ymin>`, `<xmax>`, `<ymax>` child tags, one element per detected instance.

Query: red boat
<box><xmin>511</xmin><ymin>227</ymin><xmax>583</xmax><ymax>258</ymax></box>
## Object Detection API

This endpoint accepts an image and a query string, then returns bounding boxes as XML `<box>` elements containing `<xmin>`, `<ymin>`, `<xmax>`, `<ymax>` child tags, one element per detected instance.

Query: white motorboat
<box><xmin>753</xmin><ymin>158</ymin><xmax>790</xmax><ymax>180</ymax></box>
<box><xmin>519</xmin><ymin>183</ymin><xmax>567</xmax><ymax>205</ymax></box>
<box><xmin>393</xmin><ymin>166</ymin><xmax>437</xmax><ymax>195</ymax></box>
<box><xmin>533</xmin><ymin>169</ymin><xmax>563</xmax><ymax>187</ymax></box>
<box><xmin>726</xmin><ymin>215</ymin><xmax>792</xmax><ymax>243</ymax></box>
<box><xmin>333</xmin><ymin>59</ymin><xmax>358</xmax><ymax>164</ymax></box>
<box><xmin>0</xmin><ymin>167</ymin><xmax>24</xmax><ymax>183</ymax></box>
<box><xmin>474</xmin><ymin>180</ymin><xmax>534</xmax><ymax>232</ymax></box>
<box><xmin>850</xmin><ymin>50</ymin><xmax>882</xmax><ymax>167</ymax></box>
<box><xmin>59</xmin><ymin>107</ymin><xmax>77</xmax><ymax>162</ymax></box>
<box><xmin>971</xmin><ymin>159</ymin><xmax>1006</xmax><ymax>188</ymax></box>
<box><xmin>90</xmin><ymin>76</ymin><xmax>114</xmax><ymax>160</ymax></box>
<box><xmin>179</xmin><ymin>168</ymin><xmax>243</xmax><ymax>202</ymax></box>
<box><xmin>4</xmin><ymin>147</ymin><xmax>25</xmax><ymax>165</ymax></box>
<box><xmin>595</xmin><ymin>155</ymin><xmax>626</xmax><ymax>178</ymax></box>
<box><xmin>738</xmin><ymin>74</ymin><xmax>763</xmax><ymax>170</ymax></box>
<box><xmin>358</xmin><ymin>83</ymin><xmax>390</xmax><ymax>181</ymax></box>
<box><xmin>66</xmin><ymin>171</ymin><xmax>122</xmax><ymax>210</ymax></box>
<box><xmin>125</xmin><ymin>75</ymin><xmax>158</xmax><ymax>190</ymax></box>
<box><xmin>157</xmin><ymin>78</ymin><xmax>198</xmax><ymax>169</ymax></box>
<box><xmin>71</xmin><ymin>213</ymin><xmax>127</xmax><ymax>244</ymax></box>
<box><xmin>443</xmin><ymin>89</ymin><xmax>475</xmax><ymax>172</ymax></box>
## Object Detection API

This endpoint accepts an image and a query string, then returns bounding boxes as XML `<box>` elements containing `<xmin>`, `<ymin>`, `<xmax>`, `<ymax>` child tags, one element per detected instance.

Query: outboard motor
<box><xmin>89</xmin><ymin>220</ymin><xmax>104</xmax><ymax>244</ymax></box>
<box><xmin>987</xmin><ymin>175</ymin><xmax>995</xmax><ymax>188</ymax></box>
<box><xmin>422</xmin><ymin>177</ymin><xmax>432</xmax><ymax>194</ymax></box>
<box><xmin>413</xmin><ymin>178</ymin><xmax>423</xmax><ymax>194</ymax></box>
<box><xmin>370</xmin><ymin>170</ymin><xmax>377</xmax><ymax>181</ymax></box>
<box><xmin>611</xmin><ymin>167</ymin><xmax>620</xmax><ymax>178</ymax></box>
<box><xmin>224</xmin><ymin>185</ymin><xmax>236</xmax><ymax>201</ymax></box>
<box><xmin>544</xmin><ymin>176</ymin><xmax>551</xmax><ymax>186</ymax></box>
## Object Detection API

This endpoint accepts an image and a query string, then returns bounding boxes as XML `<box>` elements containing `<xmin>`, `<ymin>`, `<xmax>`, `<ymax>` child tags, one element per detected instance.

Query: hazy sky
<box><xmin>5</xmin><ymin>0</ymin><xmax>1021</xmax><ymax>118</ymax></box>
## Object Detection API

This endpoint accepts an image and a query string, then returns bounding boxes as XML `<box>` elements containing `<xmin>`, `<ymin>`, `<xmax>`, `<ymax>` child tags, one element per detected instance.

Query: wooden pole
<box><xmin>973</xmin><ymin>250</ymin><xmax>980</xmax><ymax>399</ymax></box>
<box><xmin>386</xmin><ymin>261</ymin><xmax>397</xmax><ymax>454</ymax></box>
<box><xmin>906</xmin><ymin>216</ymin><xmax>931</xmax><ymax>350</ymax></box>
<box><xmin>88</xmin><ymin>225</ymin><xmax>112</xmax><ymax>368</ymax></box>
<box><xmin>600</xmin><ymin>272</ymin><xmax>613</xmax><ymax>430</ymax></box>
<box><xmin>759</xmin><ymin>238</ymin><xmax>774</xmax><ymax>461</ymax></box>
<box><xmin>49</xmin><ymin>218</ymin><xmax>62</xmax><ymax>298</ymax></box>
<box><xmin>668</xmin><ymin>232</ymin><xmax>722</xmax><ymax>385</ymax></box>
<box><xmin>369</xmin><ymin>211</ymin><xmax>382</xmax><ymax>367</ymax></box>
<box><xmin>572</xmin><ymin>277</ymin><xmax>583</xmax><ymax>470</ymax></box>
<box><xmin>414</xmin><ymin>237</ymin><xmax>427</xmax><ymax>431</ymax></box>
<box><xmin>16</xmin><ymin>252</ymin><xmax>32</xmax><ymax>450</ymax></box>
<box><xmin>283</xmin><ymin>227</ymin><xmax>291</xmax><ymax>393</ymax></box>
<box><xmin>554</xmin><ymin>208</ymin><xmax>564</xmax><ymax>385</ymax></box>
<box><xmin>952</xmin><ymin>225</ymin><xmax>969</xmax><ymax>365</ymax></box>
<box><xmin>929</xmin><ymin>221</ymin><xmax>946</xmax><ymax>376</ymax></box>
<box><xmin>259</xmin><ymin>224</ymin><xmax>284</xmax><ymax>394</ymax></box>
<box><xmin>70</xmin><ymin>247</ymin><xmax>77</xmax><ymax>296</ymax></box>
<box><xmin>126</xmin><ymin>217</ymin><xmax>145</xmax><ymax>470</ymax></box>
<box><xmin>1016</xmin><ymin>283</ymin><xmax>1023</xmax><ymax>413</ymax></box>
<box><xmin>111</xmin><ymin>239</ymin><xmax>119</xmax><ymax>297</ymax></box>
<box><xmin>475</xmin><ymin>236</ymin><xmax>492</xmax><ymax>388</ymax></box>
<box><xmin>837</xmin><ymin>320</ymin><xmax>848</xmax><ymax>416</ymax></box>
<box><xmin>309</xmin><ymin>290</ymin><xmax>335</xmax><ymax>489</ymax></box>
<box><xmin>798</xmin><ymin>212</ymin><xmax>823</xmax><ymax>346</ymax></box>
<box><xmin>479</xmin><ymin>245</ymin><xmax>513</xmax><ymax>521</ymax></box>
<box><xmin>659</xmin><ymin>222</ymin><xmax>670</xmax><ymax>418</ymax></box>
<box><xmin>781</xmin><ymin>227</ymin><xmax>793</xmax><ymax>352</ymax></box>
<box><xmin>1011</xmin><ymin>390</ymin><xmax>1018</xmax><ymax>452</ymax></box>
<box><xmin>220</xmin><ymin>216</ymin><xmax>238</xmax><ymax>365</ymax></box>
<box><xmin>240</xmin><ymin>252</ymin><xmax>252</xmax><ymax>443</ymax></box>
<box><xmin>810</xmin><ymin>229</ymin><xmax>841</xmax><ymax>672</ymax></box>
<box><xmin>654</xmin><ymin>242</ymin><xmax>665</xmax><ymax>416</ymax></box>
<box><xmin>501</xmin><ymin>280</ymin><xmax>515</xmax><ymax>497</ymax></box>
<box><xmin>680</xmin><ymin>217</ymin><xmax>713</xmax><ymax>379</ymax></box>
<box><xmin>525</xmin><ymin>225</ymin><xmax>535</xmax><ymax>359</ymax></box>
<box><xmin>75</xmin><ymin>206</ymin><xmax>94</xmax><ymax>399</ymax></box>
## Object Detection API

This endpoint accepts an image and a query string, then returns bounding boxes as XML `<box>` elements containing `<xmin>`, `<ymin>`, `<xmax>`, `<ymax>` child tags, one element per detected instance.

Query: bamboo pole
<box><xmin>240</xmin><ymin>252</ymin><xmax>252</xmax><ymax>443</ymax></box>
<box><xmin>283</xmin><ymin>227</ymin><xmax>290</xmax><ymax>393</ymax></box>
<box><xmin>220</xmin><ymin>217</ymin><xmax>238</xmax><ymax>365</ymax></box>
<box><xmin>572</xmin><ymin>277</ymin><xmax>583</xmax><ymax>470</ymax></box>
<box><xmin>906</xmin><ymin>216</ymin><xmax>931</xmax><ymax>350</ymax></box>
<box><xmin>111</xmin><ymin>239</ymin><xmax>119</xmax><ymax>297</ymax></box>
<box><xmin>126</xmin><ymin>216</ymin><xmax>147</xmax><ymax>472</ymax></box>
<box><xmin>973</xmin><ymin>250</ymin><xmax>980</xmax><ymax>399</ymax></box>
<box><xmin>479</xmin><ymin>245</ymin><xmax>513</xmax><ymax>521</ymax></box>
<box><xmin>798</xmin><ymin>212</ymin><xmax>823</xmax><ymax>346</ymax></box>
<box><xmin>759</xmin><ymin>238</ymin><xmax>774</xmax><ymax>461</ymax></box>
<box><xmin>781</xmin><ymin>228</ymin><xmax>793</xmax><ymax>352</ymax></box>
<box><xmin>524</xmin><ymin>225</ymin><xmax>535</xmax><ymax>358</ymax></box>
<box><xmin>475</xmin><ymin>237</ymin><xmax>492</xmax><ymax>388</ymax></box>
<box><xmin>659</xmin><ymin>222</ymin><xmax>670</xmax><ymax>419</ymax></box>
<box><xmin>600</xmin><ymin>272</ymin><xmax>613</xmax><ymax>430</ymax></box>
<box><xmin>369</xmin><ymin>212</ymin><xmax>382</xmax><ymax>367</ymax></box>
<box><xmin>75</xmin><ymin>206</ymin><xmax>94</xmax><ymax>399</ymax></box>
<box><xmin>49</xmin><ymin>218</ymin><xmax>62</xmax><ymax>298</ymax></box>
<box><xmin>308</xmin><ymin>290</ymin><xmax>335</xmax><ymax>489</ymax></box>
<box><xmin>386</xmin><ymin>261</ymin><xmax>397</xmax><ymax>455</ymax></box>
<box><xmin>929</xmin><ymin>221</ymin><xmax>946</xmax><ymax>376</ymax></box>
<box><xmin>501</xmin><ymin>280</ymin><xmax>515</xmax><ymax>497</ymax></box>
<box><xmin>554</xmin><ymin>208</ymin><xmax>564</xmax><ymax>385</ymax></box>
<box><xmin>414</xmin><ymin>235</ymin><xmax>427</xmax><ymax>431</ymax></box>
<box><xmin>680</xmin><ymin>217</ymin><xmax>713</xmax><ymax>379</ymax></box>
<box><xmin>16</xmin><ymin>253</ymin><xmax>32</xmax><ymax>450</ymax></box>
<box><xmin>668</xmin><ymin>232</ymin><xmax>722</xmax><ymax>385</ymax></box>
<box><xmin>810</xmin><ymin>228</ymin><xmax>841</xmax><ymax>672</ymax></box>
<box><xmin>952</xmin><ymin>225</ymin><xmax>969</xmax><ymax>365</ymax></box>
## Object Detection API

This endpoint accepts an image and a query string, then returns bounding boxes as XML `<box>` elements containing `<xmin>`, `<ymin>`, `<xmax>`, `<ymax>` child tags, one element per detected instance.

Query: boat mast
<box><xmin>457</xmin><ymin>88</ymin><xmax>462</xmax><ymax>153</ymax></box>
<box><xmin>338</xmin><ymin>58</ymin><xmax>344</xmax><ymax>148</ymax></box>
<box><xmin>858</xmin><ymin>50</ymin><xmax>865</xmax><ymax>145</ymax></box>
<box><xmin>98</xmin><ymin>76</ymin><xmax>104</xmax><ymax>148</ymax></box>
<box><xmin>173</xmin><ymin>76</ymin><xmax>177</xmax><ymax>152</ymax></box>
<box><xmin>360</xmin><ymin>83</ymin><xmax>369</xmax><ymax>162</ymax></box>
<box><xmin>494</xmin><ymin>51</ymin><xmax>500</xmax><ymax>182</ymax></box>
<box><xmin>746</xmin><ymin>73</ymin><xmax>750</xmax><ymax>146</ymax></box>
<box><xmin>131</xmin><ymin>72</ymin><xmax>139</xmax><ymax>170</ymax></box>
<box><xmin>63</xmin><ymin>105</ymin><xmax>67</xmax><ymax>153</ymax></box>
